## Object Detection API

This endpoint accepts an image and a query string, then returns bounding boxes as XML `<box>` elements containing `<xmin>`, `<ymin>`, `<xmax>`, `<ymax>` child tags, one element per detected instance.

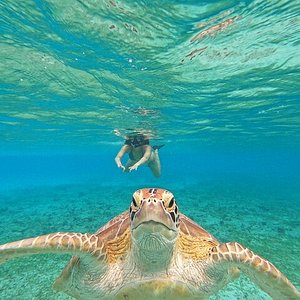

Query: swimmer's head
<box><xmin>125</xmin><ymin>134</ymin><xmax>149</xmax><ymax>148</ymax></box>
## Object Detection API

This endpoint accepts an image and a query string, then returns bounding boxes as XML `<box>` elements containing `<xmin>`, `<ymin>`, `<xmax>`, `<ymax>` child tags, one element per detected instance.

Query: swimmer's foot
<box><xmin>152</xmin><ymin>145</ymin><xmax>164</xmax><ymax>150</ymax></box>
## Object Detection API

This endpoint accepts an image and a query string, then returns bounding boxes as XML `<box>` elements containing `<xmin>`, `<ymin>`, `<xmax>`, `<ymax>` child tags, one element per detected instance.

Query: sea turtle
<box><xmin>0</xmin><ymin>188</ymin><xmax>299</xmax><ymax>299</ymax></box>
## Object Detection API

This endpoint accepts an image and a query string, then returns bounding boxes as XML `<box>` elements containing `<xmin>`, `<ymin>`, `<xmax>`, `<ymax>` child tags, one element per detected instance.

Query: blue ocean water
<box><xmin>0</xmin><ymin>0</ymin><xmax>299</xmax><ymax>299</ymax></box>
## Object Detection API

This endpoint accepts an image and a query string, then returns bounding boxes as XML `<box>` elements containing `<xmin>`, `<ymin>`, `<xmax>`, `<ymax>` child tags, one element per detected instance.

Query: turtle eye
<box><xmin>168</xmin><ymin>197</ymin><xmax>175</xmax><ymax>208</ymax></box>
<box><xmin>132</xmin><ymin>196</ymin><xmax>138</xmax><ymax>207</ymax></box>
<box><xmin>161</xmin><ymin>196</ymin><xmax>176</xmax><ymax>209</ymax></box>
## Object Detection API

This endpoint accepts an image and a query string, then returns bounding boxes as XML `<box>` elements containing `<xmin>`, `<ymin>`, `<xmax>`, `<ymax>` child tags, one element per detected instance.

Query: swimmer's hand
<box><xmin>129</xmin><ymin>164</ymin><xmax>138</xmax><ymax>172</ymax></box>
<box><xmin>117</xmin><ymin>163</ymin><xmax>125</xmax><ymax>171</ymax></box>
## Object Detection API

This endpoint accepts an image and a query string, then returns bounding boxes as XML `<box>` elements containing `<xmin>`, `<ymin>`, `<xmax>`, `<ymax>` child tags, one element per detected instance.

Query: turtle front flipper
<box><xmin>210</xmin><ymin>242</ymin><xmax>300</xmax><ymax>299</ymax></box>
<box><xmin>0</xmin><ymin>232</ymin><xmax>105</xmax><ymax>263</ymax></box>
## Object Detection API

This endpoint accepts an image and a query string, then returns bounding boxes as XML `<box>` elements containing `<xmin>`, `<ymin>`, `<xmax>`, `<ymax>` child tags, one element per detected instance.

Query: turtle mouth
<box><xmin>133</xmin><ymin>220</ymin><xmax>176</xmax><ymax>232</ymax></box>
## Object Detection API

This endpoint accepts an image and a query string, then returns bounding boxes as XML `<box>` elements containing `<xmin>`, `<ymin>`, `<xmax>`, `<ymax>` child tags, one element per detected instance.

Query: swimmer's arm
<box><xmin>129</xmin><ymin>145</ymin><xmax>151</xmax><ymax>171</ymax></box>
<box><xmin>115</xmin><ymin>145</ymin><xmax>130</xmax><ymax>171</ymax></box>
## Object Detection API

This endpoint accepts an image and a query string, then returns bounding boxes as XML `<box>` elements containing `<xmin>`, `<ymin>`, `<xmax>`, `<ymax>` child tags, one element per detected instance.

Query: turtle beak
<box><xmin>132</xmin><ymin>199</ymin><xmax>176</xmax><ymax>231</ymax></box>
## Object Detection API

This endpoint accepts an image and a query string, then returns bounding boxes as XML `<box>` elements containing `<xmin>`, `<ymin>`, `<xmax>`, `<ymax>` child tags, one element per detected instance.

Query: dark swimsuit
<box><xmin>124</xmin><ymin>136</ymin><xmax>150</xmax><ymax>160</ymax></box>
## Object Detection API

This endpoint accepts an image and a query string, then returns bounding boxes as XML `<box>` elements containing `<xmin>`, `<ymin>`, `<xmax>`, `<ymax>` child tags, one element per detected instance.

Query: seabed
<box><xmin>1</xmin><ymin>181</ymin><xmax>299</xmax><ymax>299</ymax></box>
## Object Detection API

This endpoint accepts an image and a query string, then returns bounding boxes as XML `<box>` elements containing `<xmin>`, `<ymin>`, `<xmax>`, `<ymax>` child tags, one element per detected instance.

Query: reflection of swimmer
<box><xmin>114</xmin><ymin>134</ymin><xmax>163</xmax><ymax>177</ymax></box>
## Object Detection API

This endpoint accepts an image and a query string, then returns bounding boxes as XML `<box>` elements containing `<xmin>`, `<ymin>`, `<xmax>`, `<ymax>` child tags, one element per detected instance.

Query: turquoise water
<box><xmin>0</xmin><ymin>0</ymin><xmax>300</xmax><ymax>299</ymax></box>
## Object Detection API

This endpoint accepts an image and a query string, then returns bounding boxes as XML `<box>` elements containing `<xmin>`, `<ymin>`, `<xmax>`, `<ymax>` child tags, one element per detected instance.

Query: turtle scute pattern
<box><xmin>0</xmin><ymin>188</ymin><xmax>299</xmax><ymax>300</ymax></box>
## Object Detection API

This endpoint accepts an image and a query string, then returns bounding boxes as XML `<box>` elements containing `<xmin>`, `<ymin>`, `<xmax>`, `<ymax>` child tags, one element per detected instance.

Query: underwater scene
<box><xmin>0</xmin><ymin>0</ymin><xmax>299</xmax><ymax>299</ymax></box>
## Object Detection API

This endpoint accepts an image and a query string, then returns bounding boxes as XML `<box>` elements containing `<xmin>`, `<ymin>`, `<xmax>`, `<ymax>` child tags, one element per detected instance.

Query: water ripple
<box><xmin>0</xmin><ymin>0</ymin><xmax>299</xmax><ymax>149</ymax></box>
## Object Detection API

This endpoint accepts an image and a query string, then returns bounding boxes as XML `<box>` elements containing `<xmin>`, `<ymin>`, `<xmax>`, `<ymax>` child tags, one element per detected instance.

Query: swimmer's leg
<box><xmin>148</xmin><ymin>150</ymin><xmax>161</xmax><ymax>177</ymax></box>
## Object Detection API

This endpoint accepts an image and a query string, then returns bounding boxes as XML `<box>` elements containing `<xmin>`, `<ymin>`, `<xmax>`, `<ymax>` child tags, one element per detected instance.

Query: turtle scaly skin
<box><xmin>1</xmin><ymin>188</ymin><xmax>299</xmax><ymax>299</ymax></box>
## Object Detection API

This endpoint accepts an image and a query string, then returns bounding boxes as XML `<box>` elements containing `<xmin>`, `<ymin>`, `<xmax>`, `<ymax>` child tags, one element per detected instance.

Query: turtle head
<box><xmin>129</xmin><ymin>189</ymin><xmax>179</xmax><ymax>272</ymax></box>
<box><xmin>129</xmin><ymin>188</ymin><xmax>179</xmax><ymax>271</ymax></box>
<box><xmin>130</xmin><ymin>188</ymin><xmax>179</xmax><ymax>233</ymax></box>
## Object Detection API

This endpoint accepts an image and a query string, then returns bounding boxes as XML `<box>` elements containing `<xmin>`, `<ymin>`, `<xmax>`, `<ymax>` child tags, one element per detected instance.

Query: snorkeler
<box><xmin>114</xmin><ymin>134</ymin><xmax>163</xmax><ymax>177</ymax></box>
